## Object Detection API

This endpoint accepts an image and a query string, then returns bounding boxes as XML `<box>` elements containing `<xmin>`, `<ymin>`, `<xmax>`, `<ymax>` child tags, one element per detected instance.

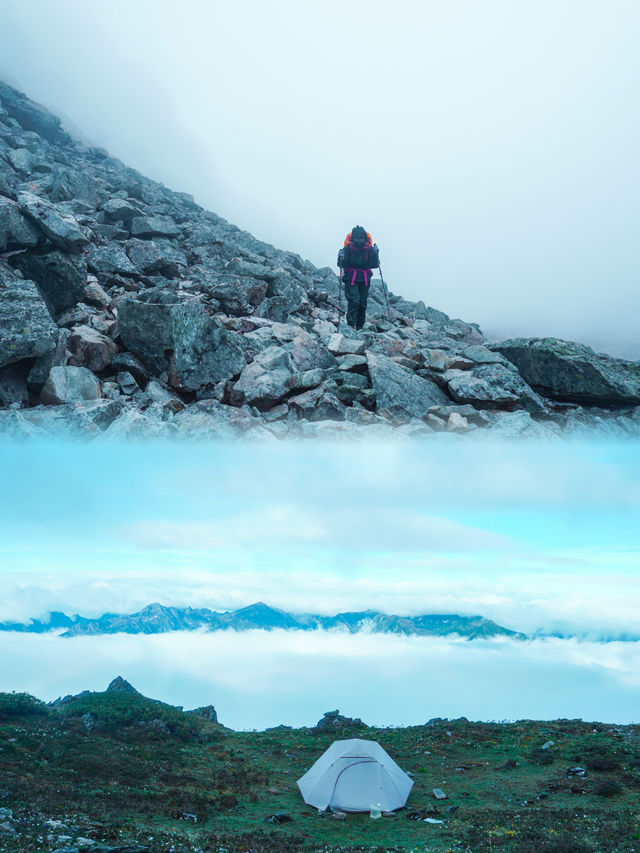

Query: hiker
<box><xmin>337</xmin><ymin>225</ymin><xmax>380</xmax><ymax>330</ymax></box>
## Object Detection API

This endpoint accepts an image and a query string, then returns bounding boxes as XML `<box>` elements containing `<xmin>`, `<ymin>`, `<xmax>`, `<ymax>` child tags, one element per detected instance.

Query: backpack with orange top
<box><xmin>339</xmin><ymin>225</ymin><xmax>380</xmax><ymax>286</ymax></box>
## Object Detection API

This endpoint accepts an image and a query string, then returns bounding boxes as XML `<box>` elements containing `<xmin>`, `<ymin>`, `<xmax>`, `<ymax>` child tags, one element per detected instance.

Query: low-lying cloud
<box><xmin>1</xmin><ymin>630</ymin><xmax>638</xmax><ymax>728</ymax></box>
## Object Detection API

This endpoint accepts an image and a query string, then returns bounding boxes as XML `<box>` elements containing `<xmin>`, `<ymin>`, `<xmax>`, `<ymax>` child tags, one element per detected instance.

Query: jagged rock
<box><xmin>198</xmin><ymin>272</ymin><xmax>268</xmax><ymax>315</ymax></box>
<box><xmin>84</xmin><ymin>279</ymin><xmax>111</xmax><ymax>307</ymax></box>
<box><xmin>118</xmin><ymin>290</ymin><xmax>245</xmax><ymax>390</ymax></box>
<box><xmin>485</xmin><ymin>411</ymin><xmax>559</xmax><ymax>440</ymax></box>
<box><xmin>0</xmin><ymin>361</ymin><xmax>30</xmax><ymax>406</ymax></box>
<box><xmin>87</xmin><ymin>244</ymin><xmax>137</xmax><ymax>276</ymax></box>
<box><xmin>233</xmin><ymin>359</ymin><xmax>292</xmax><ymax>410</ymax></box>
<box><xmin>188</xmin><ymin>705</ymin><xmax>218</xmax><ymax>723</ymax></box>
<box><xmin>0</xmin><ymin>267</ymin><xmax>57</xmax><ymax>368</ymax></box>
<box><xmin>0</xmin><ymin>195</ymin><xmax>41</xmax><ymax>250</ymax></box>
<box><xmin>493</xmin><ymin>337</ymin><xmax>640</xmax><ymax>407</ymax></box>
<box><xmin>67</xmin><ymin>325</ymin><xmax>117</xmax><ymax>372</ymax></box>
<box><xmin>101</xmin><ymin>198</ymin><xmax>142</xmax><ymax>224</ymax></box>
<box><xmin>13</xmin><ymin>249</ymin><xmax>87</xmax><ymax>315</ymax></box>
<box><xmin>173</xmin><ymin>399</ymin><xmax>268</xmax><ymax>438</ymax></box>
<box><xmin>367</xmin><ymin>351</ymin><xmax>449</xmax><ymax>418</ymax></box>
<box><xmin>41</xmin><ymin>366</ymin><xmax>101</xmax><ymax>404</ymax></box>
<box><xmin>0</xmin><ymin>80</ymin><xmax>70</xmax><ymax>144</ymax></box>
<box><xmin>130</xmin><ymin>214</ymin><xmax>180</xmax><ymax>239</ymax></box>
<box><xmin>446</xmin><ymin>363</ymin><xmax>545</xmax><ymax>412</ymax></box>
<box><xmin>116</xmin><ymin>372</ymin><xmax>139</xmax><ymax>395</ymax></box>
<box><xmin>327</xmin><ymin>333</ymin><xmax>367</xmax><ymax>355</ymax></box>
<box><xmin>107</xmin><ymin>676</ymin><xmax>138</xmax><ymax>693</ymax></box>
<box><xmin>17</xmin><ymin>191</ymin><xmax>89</xmax><ymax>253</ymax></box>
<box><xmin>99</xmin><ymin>407</ymin><xmax>177</xmax><ymax>440</ymax></box>
<box><xmin>27</xmin><ymin>328</ymin><xmax>70</xmax><ymax>391</ymax></box>
<box><xmin>0</xmin><ymin>821</ymin><xmax>16</xmax><ymax>836</ymax></box>
<box><xmin>18</xmin><ymin>400</ymin><xmax>120</xmax><ymax>437</ymax></box>
<box><xmin>109</xmin><ymin>352</ymin><xmax>149</xmax><ymax>387</ymax></box>
<box><xmin>126</xmin><ymin>238</ymin><xmax>187</xmax><ymax>276</ymax></box>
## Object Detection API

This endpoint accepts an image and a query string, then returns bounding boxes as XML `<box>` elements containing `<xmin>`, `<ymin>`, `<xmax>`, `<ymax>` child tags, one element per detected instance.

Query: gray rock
<box><xmin>20</xmin><ymin>400</ymin><xmax>120</xmax><ymax>438</ymax></box>
<box><xmin>87</xmin><ymin>244</ymin><xmax>138</xmax><ymax>276</ymax></box>
<box><xmin>41</xmin><ymin>365</ymin><xmax>101</xmax><ymax>404</ymax></box>
<box><xmin>0</xmin><ymin>809</ymin><xmax>12</xmax><ymax>821</ymax></box>
<box><xmin>326</xmin><ymin>333</ymin><xmax>367</xmax><ymax>355</ymax></box>
<box><xmin>129</xmin><ymin>215</ymin><xmax>180</xmax><ymax>239</ymax></box>
<box><xmin>17</xmin><ymin>191</ymin><xmax>89</xmax><ymax>253</ymax></box>
<box><xmin>216</xmin><ymin>276</ymin><xmax>269</xmax><ymax>315</ymax></box>
<box><xmin>493</xmin><ymin>337</ymin><xmax>640</xmax><ymax>407</ymax></box>
<box><xmin>27</xmin><ymin>328</ymin><xmax>70</xmax><ymax>391</ymax></box>
<box><xmin>14</xmin><ymin>250</ymin><xmax>87</xmax><ymax>315</ymax></box>
<box><xmin>101</xmin><ymin>198</ymin><xmax>142</xmax><ymax>224</ymax></box>
<box><xmin>447</xmin><ymin>363</ymin><xmax>545</xmax><ymax>412</ymax></box>
<box><xmin>126</xmin><ymin>238</ymin><xmax>187</xmax><ymax>277</ymax></box>
<box><xmin>0</xmin><ymin>195</ymin><xmax>40</xmax><ymax>250</ymax></box>
<box><xmin>173</xmin><ymin>399</ymin><xmax>266</xmax><ymax>439</ymax></box>
<box><xmin>366</xmin><ymin>351</ymin><xmax>449</xmax><ymax>418</ymax></box>
<box><xmin>0</xmin><ymin>80</ymin><xmax>70</xmax><ymax>144</ymax></box>
<box><xmin>0</xmin><ymin>361</ymin><xmax>30</xmax><ymax>406</ymax></box>
<box><xmin>7</xmin><ymin>146</ymin><xmax>35</xmax><ymax>174</ymax></box>
<box><xmin>116</xmin><ymin>371</ymin><xmax>140</xmax><ymax>395</ymax></box>
<box><xmin>84</xmin><ymin>280</ymin><xmax>111</xmax><ymax>308</ymax></box>
<box><xmin>0</xmin><ymin>821</ymin><xmax>16</xmax><ymax>836</ymax></box>
<box><xmin>289</xmin><ymin>335</ymin><xmax>337</xmax><ymax>372</ymax></box>
<box><xmin>67</xmin><ymin>325</ymin><xmax>117</xmax><ymax>372</ymax></box>
<box><xmin>99</xmin><ymin>407</ymin><xmax>177</xmax><ymax>440</ymax></box>
<box><xmin>109</xmin><ymin>352</ymin><xmax>149</xmax><ymax>386</ymax></box>
<box><xmin>187</xmin><ymin>705</ymin><xmax>218</xmax><ymax>722</ymax></box>
<box><xmin>0</xmin><ymin>267</ymin><xmax>57</xmax><ymax>368</ymax></box>
<box><xmin>118</xmin><ymin>291</ymin><xmax>245</xmax><ymax>390</ymax></box>
<box><xmin>234</xmin><ymin>361</ymin><xmax>292</xmax><ymax>410</ymax></box>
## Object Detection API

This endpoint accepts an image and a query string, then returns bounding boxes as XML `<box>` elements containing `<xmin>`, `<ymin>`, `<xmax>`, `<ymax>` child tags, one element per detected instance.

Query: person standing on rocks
<box><xmin>337</xmin><ymin>226</ymin><xmax>380</xmax><ymax>330</ymax></box>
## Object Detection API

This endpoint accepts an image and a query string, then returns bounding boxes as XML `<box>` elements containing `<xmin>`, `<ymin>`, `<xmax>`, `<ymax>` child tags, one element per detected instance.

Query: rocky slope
<box><xmin>0</xmin><ymin>601</ymin><xmax>524</xmax><ymax>640</ymax></box>
<box><xmin>2</xmin><ymin>80</ymin><xmax>640</xmax><ymax>440</ymax></box>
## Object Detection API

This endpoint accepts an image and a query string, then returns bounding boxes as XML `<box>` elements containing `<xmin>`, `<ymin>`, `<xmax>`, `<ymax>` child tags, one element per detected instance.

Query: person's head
<box><xmin>350</xmin><ymin>225</ymin><xmax>368</xmax><ymax>245</ymax></box>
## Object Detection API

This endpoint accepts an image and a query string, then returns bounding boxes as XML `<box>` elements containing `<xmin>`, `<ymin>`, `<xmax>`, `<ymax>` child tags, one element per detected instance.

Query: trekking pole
<box><xmin>337</xmin><ymin>263</ymin><xmax>343</xmax><ymax>326</ymax></box>
<box><xmin>378</xmin><ymin>264</ymin><xmax>392</xmax><ymax>322</ymax></box>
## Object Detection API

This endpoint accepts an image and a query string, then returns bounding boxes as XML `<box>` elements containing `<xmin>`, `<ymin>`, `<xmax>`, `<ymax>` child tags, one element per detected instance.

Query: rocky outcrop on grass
<box><xmin>1</xmin><ymin>80</ymin><xmax>639</xmax><ymax>440</ymax></box>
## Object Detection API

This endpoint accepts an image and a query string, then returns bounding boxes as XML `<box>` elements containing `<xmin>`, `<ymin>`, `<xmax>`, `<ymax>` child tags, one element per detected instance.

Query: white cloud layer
<box><xmin>1</xmin><ymin>631</ymin><xmax>639</xmax><ymax>728</ymax></box>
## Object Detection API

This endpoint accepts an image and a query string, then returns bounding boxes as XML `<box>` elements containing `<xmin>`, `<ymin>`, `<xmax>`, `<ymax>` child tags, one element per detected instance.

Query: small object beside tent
<box><xmin>296</xmin><ymin>738</ymin><xmax>413</xmax><ymax>813</ymax></box>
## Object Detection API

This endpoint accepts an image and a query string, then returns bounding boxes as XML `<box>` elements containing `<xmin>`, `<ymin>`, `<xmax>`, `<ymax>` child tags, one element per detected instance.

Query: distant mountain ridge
<box><xmin>0</xmin><ymin>601</ymin><xmax>526</xmax><ymax>640</ymax></box>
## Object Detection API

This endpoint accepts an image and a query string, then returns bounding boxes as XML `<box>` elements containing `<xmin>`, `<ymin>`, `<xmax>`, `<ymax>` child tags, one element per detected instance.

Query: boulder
<box><xmin>129</xmin><ymin>214</ymin><xmax>180</xmax><ymax>238</ymax></box>
<box><xmin>326</xmin><ymin>333</ymin><xmax>367</xmax><ymax>355</ymax></box>
<box><xmin>0</xmin><ymin>268</ymin><xmax>57</xmax><ymax>368</ymax></box>
<box><xmin>17</xmin><ymin>191</ymin><xmax>89</xmax><ymax>253</ymax></box>
<box><xmin>198</xmin><ymin>272</ymin><xmax>268</xmax><ymax>315</ymax></box>
<box><xmin>492</xmin><ymin>337</ymin><xmax>640</xmax><ymax>407</ymax></box>
<box><xmin>446</xmin><ymin>363</ymin><xmax>545</xmax><ymax>412</ymax></box>
<box><xmin>101</xmin><ymin>198</ymin><xmax>142</xmax><ymax>224</ymax></box>
<box><xmin>0</xmin><ymin>195</ymin><xmax>41</xmax><ymax>250</ymax></box>
<box><xmin>87</xmin><ymin>244</ymin><xmax>138</xmax><ymax>276</ymax></box>
<box><xmin>14</xmin><ymin>249</ymin><xmax>86</xmax><ymax>315</ymax></box>
<box><xmin>126</xmin><ymin>238</ymin><xmax>187</xmax><ymax>277</ymax></box>
<box><xmin>41</xmin><ymin>366</ymin><xmax>101</xmax><ymax>404</ymax></box>
<box><xmin>118</xmin><ymin>290</ymin><xmax>245</xmax><ymax>390</ymax></box>
<box><xmin>67</xmin><ymin>325</ymin><xmax>117</xmax><ymax>372</ymax></box>
<box><xmin>233</xmin><ymin>361</ymin><xmax>292</xmax><ymax>410</ymax></box>
<box><xmin>366</xmin><ymin>351</ymin><xmax>449</xmax><ymax>417</ymax></box>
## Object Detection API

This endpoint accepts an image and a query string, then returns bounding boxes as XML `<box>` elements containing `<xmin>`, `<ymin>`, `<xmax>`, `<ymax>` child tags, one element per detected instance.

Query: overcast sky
<box><xmin>1</xmin><ymin>1</ymin><xmax>639</xmax><ymax>356</ymax></box>
<box><xmin>2</xmin><ymin>439</ymin><xmax>639</xmax><ymax>637</ymax></box>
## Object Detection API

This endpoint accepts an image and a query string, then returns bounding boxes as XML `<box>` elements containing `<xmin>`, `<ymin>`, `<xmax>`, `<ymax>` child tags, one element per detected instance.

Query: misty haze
<box><xmin>2</xmin><ymin>0</ymin><xmax>639</xmax><ymax>357</ymax></box>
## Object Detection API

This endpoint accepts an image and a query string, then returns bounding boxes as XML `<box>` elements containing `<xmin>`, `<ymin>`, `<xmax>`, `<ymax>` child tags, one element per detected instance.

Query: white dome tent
<box><xmin>296</xmin><ymin>738</ymin><xmax>413</xmax><ymax>813</ymax></box>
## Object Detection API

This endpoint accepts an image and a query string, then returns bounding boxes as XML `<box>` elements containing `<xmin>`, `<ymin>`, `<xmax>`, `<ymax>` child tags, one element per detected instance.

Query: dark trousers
<box><xmin>344</xmin><ymin>281</ymin><xmax>369</xmax><ymax>330</ymax></box>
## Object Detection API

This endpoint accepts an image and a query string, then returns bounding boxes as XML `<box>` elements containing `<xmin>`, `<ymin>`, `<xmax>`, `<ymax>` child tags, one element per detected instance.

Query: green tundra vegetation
<box><xmin>0</xmin><ymin>689</ymin><xmax>639</xmax><ymax>853</ymax></box>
